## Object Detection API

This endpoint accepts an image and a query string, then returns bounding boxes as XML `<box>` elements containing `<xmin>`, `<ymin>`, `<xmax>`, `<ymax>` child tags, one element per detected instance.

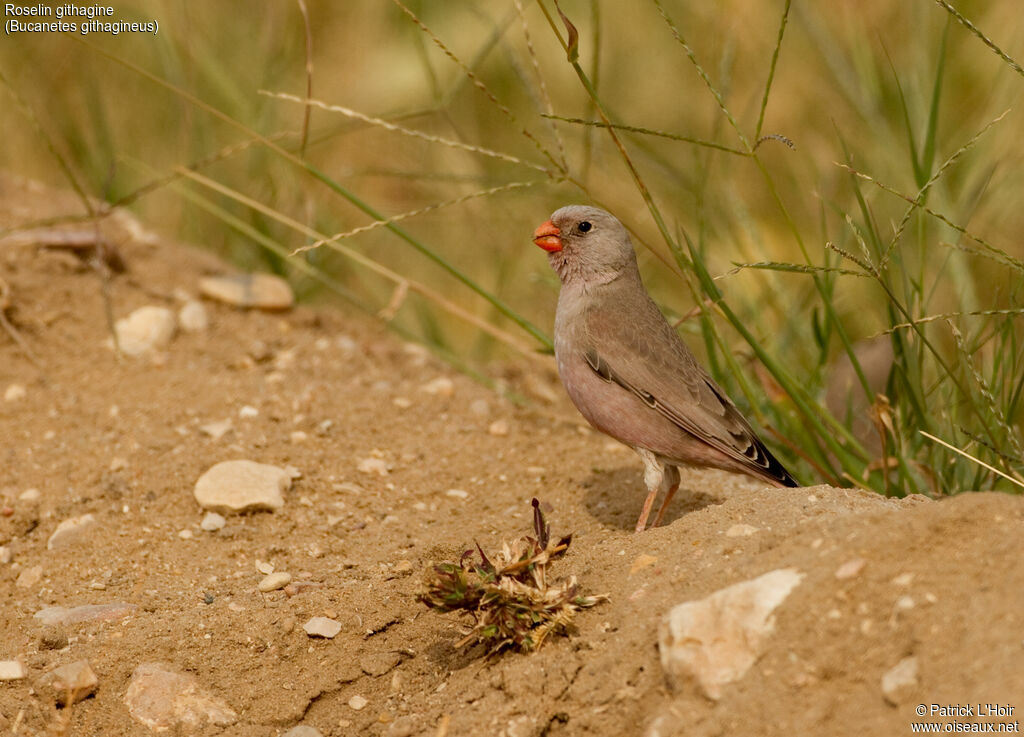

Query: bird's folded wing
<box><xmin>582</xmin><ymin>304</ymin><xmax>784</xmax><ymax>479</ymax></box>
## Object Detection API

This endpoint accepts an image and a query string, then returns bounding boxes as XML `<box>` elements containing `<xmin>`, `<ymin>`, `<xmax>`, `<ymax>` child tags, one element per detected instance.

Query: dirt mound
<box><xmin>1</xmin><ymin>173</ymin><xmax>1021</xmax><ymax>736</ymax></box>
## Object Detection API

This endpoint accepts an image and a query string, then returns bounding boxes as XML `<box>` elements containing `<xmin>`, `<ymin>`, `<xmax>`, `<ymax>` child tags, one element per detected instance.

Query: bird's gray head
<box><xmin>532</xmin><ymin>205</ymin><xmax>637</xmax><ymax>284</ymax></box>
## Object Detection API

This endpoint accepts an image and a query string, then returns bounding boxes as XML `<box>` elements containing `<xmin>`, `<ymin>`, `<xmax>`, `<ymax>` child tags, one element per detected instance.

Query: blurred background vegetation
<box><xmin>1</xmin><ymin>0</ymin><xmax>1022</xmax><ymax>496</ymax></box>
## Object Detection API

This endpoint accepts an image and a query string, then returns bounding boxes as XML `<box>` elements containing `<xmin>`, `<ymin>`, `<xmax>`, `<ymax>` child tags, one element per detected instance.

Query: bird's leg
<box><xmin>652</xmin><ymin>464</ymin><xmax>681</xmax><ymax>527</ymax></box>
<box><xmin>634</xmin><ymin>449</ymin><xmax>665</xmax><ymax>532</ymax></box>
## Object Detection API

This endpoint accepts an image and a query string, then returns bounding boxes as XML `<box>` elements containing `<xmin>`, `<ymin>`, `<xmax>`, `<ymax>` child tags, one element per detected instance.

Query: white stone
<box><xmin>200</xmin><ymin>512</ymin><xmax>226</xmax><ymax>531</ymax></box>
<box><xmin>659</xmin><ymin>568</ymin><xmax>805</xmax><ymax>700</ymax></box>
<box><xmin>34</xmin><ymin>602</ymin><xmax>137</xmax><ymax>627</ymax></box>
<box><xmin>15</xmin><ymin>564</ymin><xmax>42</xmax><ymax>589</ymax></box>
<box><xmin>199</xmin><ymin>273</ymin><xmax>294</xmax><ymax>310</ymax></box>
<box><xmin>303</xmin><ymin>616</ymin><xmax>342</xmax><ymax>639</ymax></box>
<box><xmin>178</xmin><ymin>300</ymin><xmax>209</xmax><ymax>332</ymax></box>
<box><xmin>725</xmin><ymin>524</ymin><xmax>759</xmax><ymax>537</ymax></box>
<box><xmin>357</xmin><ymin>457</ymin><xmax>390</xmax><ymax>476</ymax></box>
<box><xmin>258</xmin><ymin>572</ymin><xmax>292</xmax><ymax>592</ymax></box>
<box><xmin>488</xmin><ymin>420</ymin><xmax>509</xmax><ymax>436</ymax></box>
<box><xmin>4</xmin><ymin>383</ymin><xmax>26</xmax><ymax>401</ymax></box>
<box><xmin>0</xmin><ymin>661</ymin><xmax>26</xmax><ymax>681</ymax></box>
<box><xmin>445</xmin><ymin>489</ymin><xmax>469</xmax><ymax>500</ymax></box>
<box><xmin>282</xmin><ymin>727</ymin><xmax>324</xmax><ymax>737</ymax></box>
<box><xmin>114</xmin><ymin>306</ymin><xmax>176</xmax><ymax>356</ymax></box>
<box><xmin>124</xmin><ymin>662</ymin><xmax>237</xmax><ymax>730</ymax></box>
<box><xmin>881</xmin><ymin>656</ymin><xmax>919</xmax><ymax>705</ymax></box>
<box><xmin>348</xmin><ymin>695</ymin><xmax>368</xmax><ymax>710</ymax></box>
<box><xmin>40</xmin><ymin>660</ymin><xmax>98</xmax><ymax>705</ymax></box>
<box><xmin>47</xmin><ymin>513</ymin><xmax>99</xmax><ymax>550</ymax></box>
<box><xmin>0</xmin><ymin>546</ymin><xmax>10</xmax><ymax>564</ymax></box>
<box><xmin>193</xmin><ymin>460</ymin><xmax>293</xmax><ymax>513</ymax></box>
<box><xmin>199</xmin><ymin>420</ymin><xmax>233</xmax><ymax>440</ymax></box>
<box><xmin>420</xmin><ymin>377</ymin><xmax>454</xmax><ymax>397</ymax></box>
<box><xmin>835</xmin><ymin>558</ymin><xmax>867</xmax><ymax>579</ymax></box>
<box><xmin>19</xmin><ymin>488</ymin><xmax>40</xmax><ymax>502</ymax></box>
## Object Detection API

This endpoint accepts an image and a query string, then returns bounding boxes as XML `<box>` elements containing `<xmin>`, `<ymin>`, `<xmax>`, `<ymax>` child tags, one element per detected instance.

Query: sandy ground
<box><xmin>1</xmin><ymin>172</ymin><xmax>1022</xmax><ymax>736</ymax></box>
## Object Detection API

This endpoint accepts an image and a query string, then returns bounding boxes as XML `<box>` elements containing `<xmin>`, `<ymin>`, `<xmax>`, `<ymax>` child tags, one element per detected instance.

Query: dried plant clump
<box><xmin>418</xmin><ymin>499</ymin><xmax>607</xmax><ymax>653</ymax></box>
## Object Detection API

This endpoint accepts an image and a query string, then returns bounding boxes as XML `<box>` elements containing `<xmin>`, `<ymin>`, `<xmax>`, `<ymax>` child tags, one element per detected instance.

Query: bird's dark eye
<box><xmin>578</xmin><ymin>221</ymin><xmax>592</xmax><ymax>233</ymax></box>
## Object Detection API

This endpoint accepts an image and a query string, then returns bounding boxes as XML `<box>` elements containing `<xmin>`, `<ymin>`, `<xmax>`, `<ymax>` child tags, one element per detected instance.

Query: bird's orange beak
<box><xmin>532</xmin><ymin>220</ymin><xmax>562</xmax><ymax>252</ymax></box>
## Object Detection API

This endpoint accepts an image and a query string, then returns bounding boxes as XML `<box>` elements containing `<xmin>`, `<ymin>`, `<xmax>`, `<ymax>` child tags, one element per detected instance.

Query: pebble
<box><xmin>34</xmin><ymin>602</ymin><xmax>138</xmax><ymax>627</ymax></box>
<box><xmin>420</xmin><ymin>377</ymin><xmax>454</xmax><ymax>397</ymax></box>
<box><xmin>445</xmin><ymin>489</ymin><xmax>469</xmax><ymax>500</ymax></box>
<box><xmin>200</xmin><ymin>512</ymin><xmax>226</xmax><ymax>532</ymax></box>
<box><xmin>19</xmin><ymin>488</ymin><xmax>41</xmax><ymax>503</ymax></box>
<box><xmin>392</xmin><ymin>397</ymin><xmax>412</xmax><ymax>409</ymax></box>
<box><xmin>178</xmin><ymin>529</ymin><xmax>193</xmax><ymax>540</ymax></box>
<box><xmin>193</xmin><ymin>460</ymin><xmax>294</xmax><ymax>513</ymax></box>
<box><xmin>360</xmin><ymin>652</ymin><xmax>402</xmax><ymax>677</ymax></box>
<box><xmin>659</xmin><ymin>568</ymin><xmax>805</xmax><ymax>700</ymax></box>
<box><xmin>0</xmin><ymin>661</ymin><xmax>26</xmax><ymax>681</ymax></box>
<box><xmin>282</xmin><ymin>727</ymin><xmax>323</xmax><ymax>737</ymax></box>
<box><xmin>258</xmin><ymin>572</ymin><xmax>292</xmax><ymax>592</ymax></box>
<box><xmin>40</xmin><ymin>626</ymin><xmax>69</xmax><ymax>650</ymax></box>
<box><xmin>4</xmin><ymin>383</ymin><xmax>26</xmax><ymax>401</ymax></box>
<box><xmin>386</xmin><ymin>716</ymin><xmax>418</xmax><ymax>737</ymax></box>
<box><xmin>178</xmin><ymin>300</ymin><xmax>209</xmax><ymax>332</ymax></box>
<box><xmin>15</xmin><ymin>564</ymin><xmax>43</xmax><ymax>589</ymax></box>
<box><xmin>199</xmin><ymin>420</ymin><xmax>233</xmax><ymax>440</ymax></box>
<box><xmin>303</xmin><ymin>616</ymin><xmax>342</xmax><ymax>639</ymax></box>
<box><xmin>348</xmin><ymin>695</ymin><xmax>368</xmax><ymax>711</ymax></box>
<box><xmin>124</xmin><ymin>662</ymin><xmax>237</xmax><ymax>730</ymax></box>
<box><xmin>0</xmin><ymin>546</ymin><xmax>10</xmax><ymax>564</ymax></box>
<box><xmin>47</xmin><ymin>513</ymin><xmax>99</xmax><ymax>549</ymax></box>
<box><xmin>239</xmin><ymin>405</ymin><xmax>260</xmax><ymax>418</ymax></box>
<box><xmin>114</xmin><ymin>306</ymin><xmax>176</xmax><ymax>356</ymax></box>
<box><xmin>40</xmin><ymin>660</ymin><xmax>98</xmax><ymax>705</ymax></box>
<box><xmin>488</xmin><ymin>419</ymin><xmax>509</xmax><ymax>436</ymax></box>
<box><xmin>835</xmin><ymin>558</ymin><xmax>867</xmax><ymax>580</ymax></box>
<box><xmin>881</xmin><ymin>656</ymin><xmax>919</xmax><ymax>705</ymax></box>
<box><xmin>725</xmin><ymin>524</ymin><xmax>759</xmax><ymax>537</ymax></box>
<box><xmin>358</xmin><ymin>457</ymin><xmax>390</xmax><ymax>476</ymax></box>
<box><xmin>199</xmin><ymin>273</ymin><xmax>294</xmax><ymax>310</ymax></box>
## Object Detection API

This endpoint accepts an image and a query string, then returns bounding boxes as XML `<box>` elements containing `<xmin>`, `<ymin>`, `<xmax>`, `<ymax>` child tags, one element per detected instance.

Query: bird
<box><xmin>532</xmin><ymin>205</ymin><xmax>798</xmax><ymax>532</ymax></box>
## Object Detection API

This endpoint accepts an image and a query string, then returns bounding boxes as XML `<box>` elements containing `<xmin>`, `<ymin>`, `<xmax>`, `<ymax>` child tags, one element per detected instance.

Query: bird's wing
<box><xmin>582</xmin><ymin>288</ymin><xmax>795</xmax><ymax>486</ymax></box>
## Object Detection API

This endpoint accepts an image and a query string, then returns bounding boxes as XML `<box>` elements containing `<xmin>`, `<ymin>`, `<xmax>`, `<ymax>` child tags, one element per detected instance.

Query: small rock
<box><xmin>488</xmin><ymin>419</ymin><xmax>509</xmax><ymax>436</ymax></box>
<box><xmin>258</xmin><ymin>572</ymin><xmax>292</xmax><ymax>592</ymax></box>
<box><xmin>178</xmin><ymin>529</ymin><xmax>193</xmax><ymax>540</ymax></box>
<box><xmin>4</xmin><ymin>383</ymin><xmax>26</xmax><ymax>401</ymax></box>
<box><xmin>199</xmin><ymin>420</ymin><xmax>233</xmax><ymax>440</ymax></box>
<box><xmin>239</xmin><ymin>405</ymin><xmax>260</xmax><ymax>418</ymax></box>
<box><xmin>445</xmin><ymin>489</ymin><xmax>469</xmax><ymax>500</ymax></box>
<box><xmin>659</xmin><ymin>568</ymin><xmax>804</xmax><ymax>700</ymax></box>
<box><xmin>348</xmin><ymin>695</ymin><xmax>368</xmax><ymax>711</ymax></box>
<box><xmin>199</xmin><ymin>273</ymin><xmax>294</xmax><ymax>310</ymax></box>
<box><xmin>34</xmin><ymin>602</ymin><xmax>138</xmax><ymax>627</ymax></box>
<box><xmin>892</xmin><ymin>572</ymin><xmax>914</xmax><ymax>586</ymax></box>
<box><xmin>360</xmin><ymin>652</ymin><xmax>402</xmax><ymax>677</ymax></box>
<box><xmin>19</xmin><ymin>488</ymin><xmax>41</xmax><ymax>503</ymax></box>
<box><xmin>178</xmin><ymin>300</ymin><xmax>209</xmax><ymax>332</ymax></box>
<box><xmin>393</xmin><ymin>560</ymin><xmax>413</xmax><ymax>575</ymax></box>
<box><xmin>15</xmin><ymin>565</ymin><xmax>43</xmax><ymax>589</ymax></box>
<box><xmin>526</xmin><ymin>466</ymin><xmax>546</xmax><ymax>476</ymax></box>
<box><xmin>47</xmin><ymin>513</ymin><xmax>99</xmax><ymax>549</ymax></box>
<box><xmin>358</xmin><ymin>457</ymin><xmax>390</xmax><ymax>476</ymax></box>
<box><xmin>386</xmin><ymin>716</ymin><xmax>418</xmax><ymax>737</ymax></box>
<box><xmin>303</xmin><ymin>617</ymin><xmax>342</xmax><ymax>639</ymax></box>
<box><xmin>725</xmin><ymin>524</ymin><xmax>759</xmax><ymax>537</ymax></box>
<box><xmin>420</xmin><ymin>377</ymin><xmax>454</xmax><ymax>397</ymax></box>
<box><xmin>0</xmin><ymin>546</ymin><xmax>10</xmax><ymax>564</ymax></box>
<box><xmin>282</xmin><ymin>727</ymin><xmax>323</xmax><ymax>737</ymax></box>
<box><xmin>392</xmin><ymin>397</ymin><xmax>413</xmax><ymax>409</ymax></box>
<box><xmin>0</xmin><ymin>661</ymin><xmax>26</xmax><ymax>681</ymax></box>
<box><xmin>193</xmin><ymin>460</ymin><xmax>293</xmax><ymax>513</ymax></box>
<box><xmin>40</xmin><ymin>660</ymin><xmax>98</xmax><ymax>705</ymax></box>
<box><xmin>469</xmin><ymin>399</ymin><xmax>490</xmax><ymax>417</ymax></box>
<box><xmin>200</xmin><ymin>512</ymin><xmax>226</xmax><ymax>531</ymax></box>
<box><xmin>124</xmin><ymin>662</ymin><xmax>237</xmax><ymax>730</ymax></box>
<box><xmin>881</xmin><ymin>656</ymin><xmax>919</xmax><ymax>705</ymax></box>
<box><xmin>835</xmin><ymin>558</ymin><xmax>867</xmax><ymax>580</ymax></box>
<box><xmin>114</xmin><ymin>306</ymin><xmax>176</xmax><ymax>356</ymax></box>
<box><xmin>290</xmin><ymin>431</ymin><xmax>308</xmax><ymax>443</ymax></box>
<box><xmin>40</xmin><ymin>626</ymin><xmax>69</xmax><ymax>650</ymax></box>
